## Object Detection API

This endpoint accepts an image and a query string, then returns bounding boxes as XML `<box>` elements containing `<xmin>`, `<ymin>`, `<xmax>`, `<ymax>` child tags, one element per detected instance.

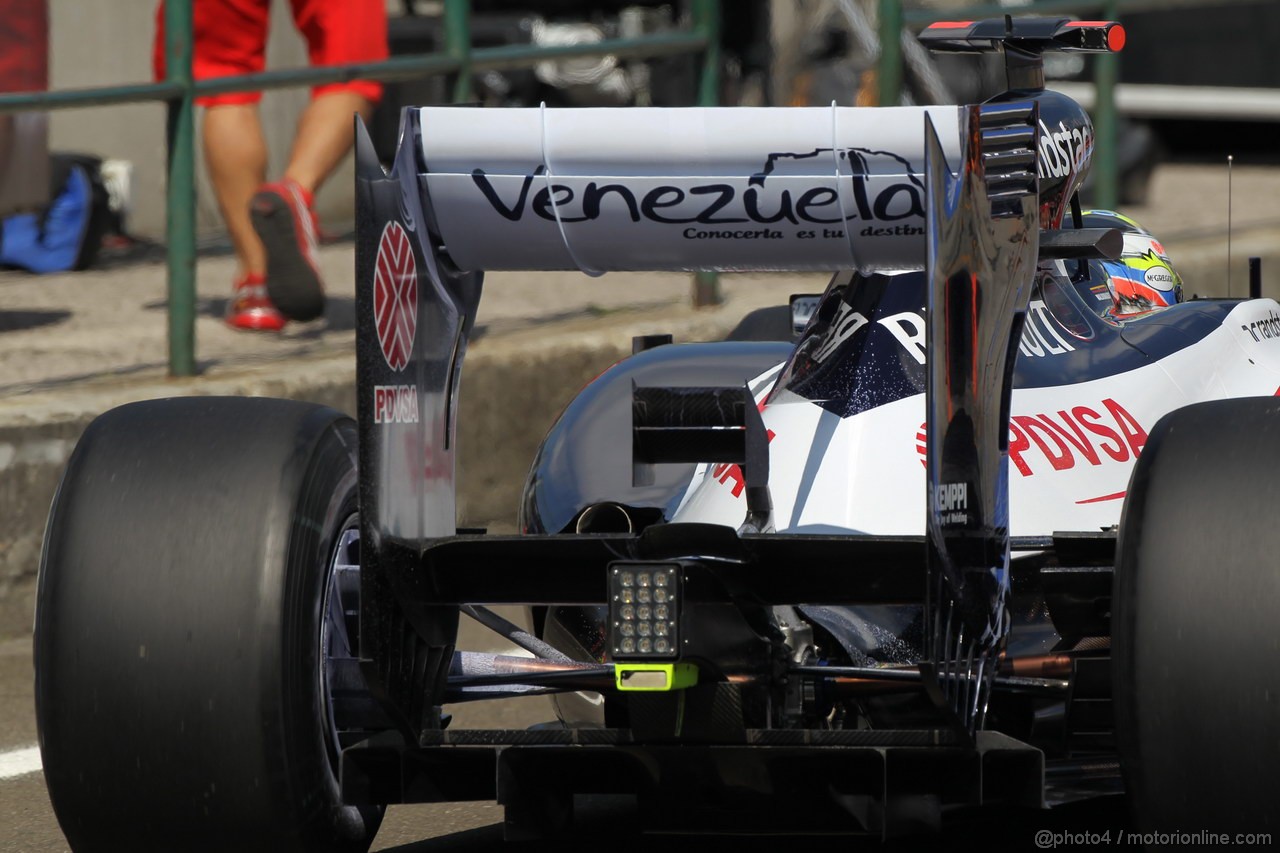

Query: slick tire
<box><xmin>1114</xmin><ymin>397</ymin><xmax>1280</xmax><ymax>835</ymax></box>
<box><xmin>35</xmin><ymin>397</ymin><xmax>383</xmax><ymax>853</ymax></box>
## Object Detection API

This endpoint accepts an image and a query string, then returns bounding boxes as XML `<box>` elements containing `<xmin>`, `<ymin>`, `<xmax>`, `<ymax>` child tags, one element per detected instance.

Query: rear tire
<box><xmin>1114</xmin><ymin>397</ymin><xmax>1280</xmax><ymax>834</ymax></box>
<box><xmin>35</xmin><ymin>397</ymin><xmax>383</xmax><ymax>852</ymax></box>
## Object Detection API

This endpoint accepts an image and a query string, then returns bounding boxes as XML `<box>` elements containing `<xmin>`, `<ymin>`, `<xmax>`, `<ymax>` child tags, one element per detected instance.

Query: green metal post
<box><xmin>165</xmin><ymin>0</ymin><xmax>197</xmax><ymax>377</ymax></box>
<box><xmin>693</xmin><ymin>0</ymin><xmax>721</xmax><ymax>109</ymax></box>
<box><xmin>692</xmin><ymin>0</ymin><xmax>722</xmax><ymax>307</ymax></box>
<box><xmin>877</xmin><ymin>0</ymin><xmax>903</xmax><ymax>107</ymax></box>
<box><xmin>1093</xmin><ymin>0</ymin><xmax>1121</xmax><ymax>210</ymax></box>
<box><xmin>445</xmin><ymin>0</ymin><xmax>472</xmax><ymax>103</ymax></box>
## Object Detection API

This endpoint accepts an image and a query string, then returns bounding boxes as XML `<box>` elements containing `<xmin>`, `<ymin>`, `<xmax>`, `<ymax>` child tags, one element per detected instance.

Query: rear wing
<box><xmin>416</xmin><ymin>105</ymin><xmax>962</xmax><ymax>275</ymax></box>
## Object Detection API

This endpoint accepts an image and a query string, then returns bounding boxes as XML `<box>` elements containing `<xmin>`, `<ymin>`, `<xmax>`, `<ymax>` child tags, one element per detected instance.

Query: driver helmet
<box><xmin>1082</xmin><ymin>209</ymin><xmax>1183</xmax><ymax>317</ymax></box>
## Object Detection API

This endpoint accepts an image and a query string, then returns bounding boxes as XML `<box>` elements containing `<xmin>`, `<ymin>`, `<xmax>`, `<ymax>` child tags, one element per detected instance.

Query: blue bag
<box><xmin>0</xmin><ymin>154</ymin><xmax>109</xmax><ymax>273</ymax></box>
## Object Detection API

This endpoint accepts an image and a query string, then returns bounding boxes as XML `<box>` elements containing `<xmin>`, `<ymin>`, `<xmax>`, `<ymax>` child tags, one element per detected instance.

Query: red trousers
<box><xmin>154</xmin><ymin>0</ymin><xmax>388</xmax><ymax>106</ymax></box>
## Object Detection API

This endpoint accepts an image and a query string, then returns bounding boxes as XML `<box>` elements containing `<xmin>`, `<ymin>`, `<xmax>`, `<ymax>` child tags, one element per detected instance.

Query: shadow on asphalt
<box><xmin>0</xmin><ymin>309</ymin><xmax>71</xmax><ymax>334</ymax></box>
<box><xmin>379</xmin><ymin>795</ymin><xmax>1131</xmax><ymax>853</ymax></box>
<box><xmin>143</xmin><ymin>294</ymin><xmax>358</xmax><ymax>333</ymax></box>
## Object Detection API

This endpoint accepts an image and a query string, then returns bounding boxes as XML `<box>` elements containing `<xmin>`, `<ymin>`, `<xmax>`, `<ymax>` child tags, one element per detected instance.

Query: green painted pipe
<box><xmin>1092</xmin><ymin>0</ymin><xmax>1121</xmax><ymax>210</ymax></box>
<box><xmin>0</xmin><ymin>34</ymin><xmax>710</xmax><ymax>112</ymax></box>
<box><xmin>0</xmin><ymin>82</ymin><xmax>183</xmax><ymax>114</ymax></box>
<box><xmin>444</xmin><ymin>0</ymin><xmax>472</xmax><ymax>103</ymax></box>
<box><xmin>878</xmin><ymin>0</ymin><xmax>903</xmax><ymax>107</ymax></box>
<box><xmin>692</xmin><ymin>0</ymin><xmax>723</xmax><ymax>307</ymax></box>
<box><xmin>164</xmin><ymin>0</ymin><xmax>196</xmax><ymax>377</ymax></box>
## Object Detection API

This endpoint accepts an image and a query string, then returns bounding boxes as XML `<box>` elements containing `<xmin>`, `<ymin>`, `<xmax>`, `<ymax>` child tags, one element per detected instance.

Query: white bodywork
<box><xmin>673</xmin><ymin>300</ymin><xmax>1280</xmax><ymax>536</ymax></box>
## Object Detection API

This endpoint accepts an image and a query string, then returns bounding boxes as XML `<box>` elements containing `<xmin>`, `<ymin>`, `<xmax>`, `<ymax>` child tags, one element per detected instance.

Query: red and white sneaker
<box><xmin>226</xmin><ymin>272</ymin><xmax>287</xmax><ymax>332</ymax></box>
<box><xmin>250</xmin><ymin>177</ymin><xmax>325</xmax><ymax>322</ymax></box>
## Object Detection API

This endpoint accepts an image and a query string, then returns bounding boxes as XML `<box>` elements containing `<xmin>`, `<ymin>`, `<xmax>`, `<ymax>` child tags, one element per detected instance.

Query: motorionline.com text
<box><xmin>1035</xmin><ymin>830</ymin><xmax>1271</xmax><ymax>848</ymax></box>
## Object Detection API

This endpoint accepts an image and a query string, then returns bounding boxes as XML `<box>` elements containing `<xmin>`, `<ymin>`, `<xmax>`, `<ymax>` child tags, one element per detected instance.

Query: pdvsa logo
<box><xmin>373</xmin><ymin>221</ymin><xmax>417</xmax><ymax>372</ymax></box>
<box><xmin>371</xmin><ymin>221</ymin><xmax>420</xmax><ymax>425</ymax></box>
<box><xmin>373</xmin><ymin>385</ymin><xmax>419</xmax><ymax>424</ymax></box>
<box><xmin>916</xmin><ymin>398</ymin><xmax>1147</xmax><ymax>476</ymax></box>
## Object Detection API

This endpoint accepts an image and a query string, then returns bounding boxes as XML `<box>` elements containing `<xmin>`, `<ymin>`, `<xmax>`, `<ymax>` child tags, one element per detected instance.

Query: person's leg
<box><xmin>156</xmin><ymin>0</ymin><xmax>283</xmax><ymax>329</ymax></box>
<box><xmin>285</xmin><ymin>0</ymin><xmax>386</xmax><ymax>195</ymax></box>
<box><xmin>252</xmin><ymin>0</ymin><xmax>387</xmax><ymax>322</ymax></box>
<box><xmin>204</xmin><ymin>104</ymin><xmax>268</xmax><ymax>277</ymax></box>
<box><xmin>210</xmin><ymin>102</ymin><xmax>284</xmax><ymax>331</ymax></box>
<box><xmin>282</xmin><ymin>90</ymin><xmax>374</xmax><ymax>199</ymax></box>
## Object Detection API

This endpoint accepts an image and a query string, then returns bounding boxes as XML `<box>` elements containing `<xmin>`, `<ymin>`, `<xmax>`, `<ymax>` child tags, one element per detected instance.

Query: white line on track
<box><xmin>0</xmin><ymin>746</ymin><xmax>42</xmax><ymax>781</ymax></box>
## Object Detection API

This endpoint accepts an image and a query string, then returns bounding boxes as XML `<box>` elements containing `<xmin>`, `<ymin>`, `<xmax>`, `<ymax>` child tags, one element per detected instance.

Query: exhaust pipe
<box><xmin>574</xmin><ymin>502</ymin><xmax>634</xmax><ymax>534</ymax></box>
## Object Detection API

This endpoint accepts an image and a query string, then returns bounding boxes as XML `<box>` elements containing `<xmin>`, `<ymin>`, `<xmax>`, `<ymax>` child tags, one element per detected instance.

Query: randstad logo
<box><xmin>1037</xmin><ymin>118</ymin><xmax>1092</xmax><ymax>180</ymax></box>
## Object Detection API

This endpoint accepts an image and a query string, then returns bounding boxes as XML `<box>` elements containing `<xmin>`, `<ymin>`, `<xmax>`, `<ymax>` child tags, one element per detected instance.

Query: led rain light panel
<box><xmin>609</xmin><ymin>562</ymin><xmax>679</xmax><ymax>659</ymax></box>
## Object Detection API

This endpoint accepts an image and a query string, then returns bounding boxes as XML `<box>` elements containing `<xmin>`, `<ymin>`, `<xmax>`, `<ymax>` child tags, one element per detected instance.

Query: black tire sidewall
<box><xmin>35</xmin><ymin>398</ymin><xmax>381</xmax><ymax>853</ymax></box>
<box><xmin>278</xmin><ymin>416</ymin><xmax>383</xmax><ymax>851</ymax></box>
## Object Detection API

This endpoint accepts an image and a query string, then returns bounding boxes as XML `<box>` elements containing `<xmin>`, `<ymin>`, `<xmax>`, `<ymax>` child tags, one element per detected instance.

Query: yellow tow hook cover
<box><xmin>614</xmin><ymin>662</ymin><xmax>699</xmax><ymax>692</ymax></box>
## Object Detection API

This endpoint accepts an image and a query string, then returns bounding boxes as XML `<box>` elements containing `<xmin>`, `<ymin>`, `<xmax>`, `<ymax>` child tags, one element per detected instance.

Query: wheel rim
<box><xmin>320</xmin><ymin>515</ymin><xmax>362</xmax><ymax>766</ymax></box>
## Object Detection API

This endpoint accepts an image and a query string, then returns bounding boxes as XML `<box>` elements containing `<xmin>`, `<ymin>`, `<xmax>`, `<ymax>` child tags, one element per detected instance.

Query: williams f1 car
<box><xmin>34</xmin><ymin>18</ymin><xmax>1280</xmax><ymax>851</ymax></box>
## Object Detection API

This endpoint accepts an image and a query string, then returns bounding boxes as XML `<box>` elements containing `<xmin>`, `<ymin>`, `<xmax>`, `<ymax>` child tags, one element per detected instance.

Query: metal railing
<box><xmin>0</xmin><ymin>0</ymin><xmax>721</xmax><ymax>376</ymax></box>
<box><xmin>6</xmin><ymin>0</ymin><xmax>1262</xmax><ymax>376</ymax></box>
